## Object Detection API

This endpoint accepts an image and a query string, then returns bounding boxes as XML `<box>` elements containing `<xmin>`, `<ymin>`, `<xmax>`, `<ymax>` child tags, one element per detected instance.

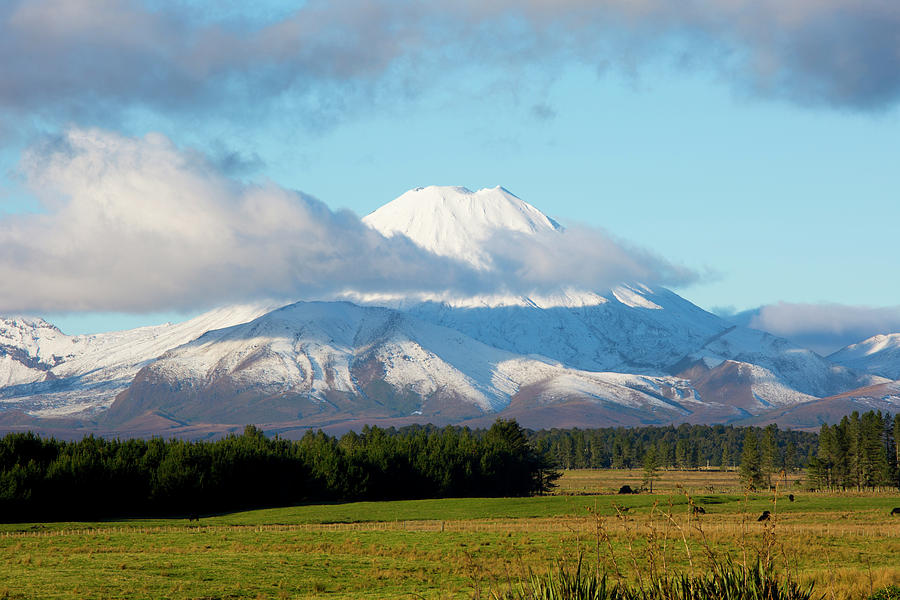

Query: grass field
<box><xmin>1</xmin><ymin>470</ymin><xmax>898</xmax><ymax>599</ymax></box>
<box><xmin>554</xmin><ymin>467</ymin><xmax>806</xmax><ymax>495</ymax></box>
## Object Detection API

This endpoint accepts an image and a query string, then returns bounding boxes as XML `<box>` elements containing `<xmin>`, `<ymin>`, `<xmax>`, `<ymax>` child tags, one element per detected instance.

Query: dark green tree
<box><xmin>859</xmin><ymin>411</ymin><xmax>889</xmax><ymax>489</ymax></box>
<box><xmin>740</xmin><ymin>429</ymin><xmax>764</xmax><ymax>490</ymax></box>
<box><xmin>893</xmin><ymin>413</ymin><xmax>900</xmax><ymax>488</ymax></box>
<box><xmin>784</xmin><ymin>441</ymin><xmax>798</xmax><ymax>473</ymax></box>
<box><xmin>482</xmin><ymin>419</ymin><xmax>559</xmax><ymax>496</ymax></box>
<box><xmin>642</xmin><ymin>445</ymin><xmax>659</xmax><ymax>493</ymax></box>
<box><xmin>760</xmin><ymin>424</ymin><xmax>779</xmax><ymax>487</ymax></box>
<box><xmin>675</xmin><ymin>439</ymin><xmax>690</xmax><ymax>470</ymax></box>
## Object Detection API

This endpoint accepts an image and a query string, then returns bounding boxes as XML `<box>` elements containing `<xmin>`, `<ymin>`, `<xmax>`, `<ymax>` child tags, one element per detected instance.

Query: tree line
<box><xmin>530</xmin><ymin>423</ymin><xmax>817</xmax><ymax>473</ymax></box>
<box><xmin>735</xmin><ymin>425</ymin><xmax>813</xmax><ymax>490</ymax></box>
<box><xmin>0</xmin><ymin>420</ymin><xmax>557</xmax><ymax>522</ymax></box>
<box><xmin>806</xmin><ymin>411</ymin><xmax>900</xmax><ymax>491</ymax></box>
<box><xmin>530</xmin><ymin>414</ymin><xmax>899</xmax><ymax>492</ymax></box>
<box><xmin>2</xmin><ymin>411</ymin><xmax>897</xmax><ymax>521</ymax></box>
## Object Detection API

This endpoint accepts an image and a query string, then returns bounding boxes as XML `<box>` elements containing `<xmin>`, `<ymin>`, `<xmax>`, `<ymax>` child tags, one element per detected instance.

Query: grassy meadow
<box><xmin>554</xmin><ymin>466</ymin><xmax>806</xmax><ymax>495</ymax></box>
<box><xmin>1</xmin><ymin>469</ymin><xmax>899</xmax><ymax>599</ymax></box>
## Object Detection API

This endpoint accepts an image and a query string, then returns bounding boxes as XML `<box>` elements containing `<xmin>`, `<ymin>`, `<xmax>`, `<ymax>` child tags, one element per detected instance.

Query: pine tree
<box><xmin>828</xmin><ymin>419</ymin><xmax>851</xmax><ymax>490</ymax></box>
<box><xmin>656</xmin><ymin>440</ymin><xmax>670</xmax><ymax>470</ymax></box>
<box><xmin>784</xmin><ymin>441</ymin><xmax>798</xmax><ymax>473</ymax></box>
<box><xmin>739</xmin><ymin>429</ymin><xmax>764</xmax><ymax>490</ymax></box>
<box><xmin>557</xmin><ymin>434</ymin><xmax>575</xmax><ymax>470</ymax></box>
<box><xmin>675</xmin><ymin>439</ymin><xmax>690</xmax><ymax>470</ymax></box>
<box><xmin>589</xmin><ymin>434</ymin><xmax>607</xmax><ymax>468</ymax></box>
<box><xmin>846</xmin><ymin>412</ymin><xmax>862</xmax><ymax>490</ymax></box>
<box><xmin>760</xmin><ymin>424</ymin><xmax>778</xmax><ymax>487</ymax></box>
<box><xmin>895</xmin><ymin>414</ymin><xmax>900</xmax><ymax>463</ymax></box>
<box><xmin>817</xmin><ymin>424</ymin><xmax>837</xmax><ymax>490</ymax></box>
<box><xmin>658</xmin><ymin>439</ymin><xmax>674</xmax><ymax>469</ymax></box>
<box><xmin>805</xmin><ymin>455</ymin><xmax>828</xmax><ymax>491</ymax></box>
<box><xmin>642</xmin><ymin>445</ymin><xmax>659</xmax><ymax>493</ymax></box>
<box><xmin>859</xmin><ymin>411</ymin><xmax>888</xmax><ymax>489</ymax></box>
<box><xmin>892</xmin><ymin>413</ymin><xmax>900</xmax><ymax>488</ymax></box>
<box><xmin>689</xmin><ymin>444</ymin><xmax>700</xmax><ymax>470</ymax></box>
<box><xmin>573</xmin><ymin>430</ymin><xmax>587</xmax><ymax>468</ymax></box>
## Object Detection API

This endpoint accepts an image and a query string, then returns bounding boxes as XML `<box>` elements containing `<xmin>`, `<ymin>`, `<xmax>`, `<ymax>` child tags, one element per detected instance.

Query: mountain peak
<box><xmin>829</xmin><ymin>332</ymin><xmax>900</xmax><ymax>380</ymax></box>
<box><xmin>363</xmin><ymin>185</ymin><xmax>561</xmax><ymax>269</ymax></box>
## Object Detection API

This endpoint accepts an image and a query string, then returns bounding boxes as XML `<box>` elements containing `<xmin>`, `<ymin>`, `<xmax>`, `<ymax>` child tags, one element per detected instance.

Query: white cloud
<box><xmin>743</xmin><ymin>302</ymin><xmax>900</xmax><ymax>355</ymax></box>
<box><xmin>0</xmin><ymin>129</ymin><xmax>474</xmax><ymax>312</ymax></box>
<box><xmin>485</xmin><ymin>225</ymin><xmax>696</xmax><ymax>294</ymax></box>
<box><xmin>0</xmin><ymin>128</ymin><xmax>696</xmax><ymax>313</ymax></box>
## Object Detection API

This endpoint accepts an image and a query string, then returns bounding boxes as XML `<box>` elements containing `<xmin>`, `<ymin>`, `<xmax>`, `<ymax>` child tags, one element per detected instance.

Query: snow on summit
<box><xmin>0</xmin><ymin>183</ymin><xmax>887</xmax><ymax>432</ymax></box>
<box><xmin>363</xmin><ymin>185</ymin><xmax>561</xmax><ymax>270</ymax></box>
<box><xmin>830</xmin><ymin>333</ymin><xmax>900</xmax><ymax>380</ymax></box>
<box><xmin>356</xmin><ymin>185</ymin><xmax>660</xmax><ymax>312</ymax></box>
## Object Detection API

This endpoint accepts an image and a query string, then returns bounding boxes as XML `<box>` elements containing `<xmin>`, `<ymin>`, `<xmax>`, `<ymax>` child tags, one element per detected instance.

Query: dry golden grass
<box><xmin>555</xmin><ymin>467</ymin><xmax>806</xmax><ymax>495</ymax></box>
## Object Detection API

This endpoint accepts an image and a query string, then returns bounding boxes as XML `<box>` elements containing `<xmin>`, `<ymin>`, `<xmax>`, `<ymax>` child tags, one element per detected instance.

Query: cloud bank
<box><xmin>1</xmin><ymin>0</ymin><xmax>899</xmax><ymax>131</ymax></box>
<box><xmin>733</xmin><ymin>302</ymin><xmax>900</xmax><ymax>355</ymax></box>
<box><xmin>0</xmin><ymin>128</ymin><xmax>693</xmax><ymax>313</ymax></box>
<box><xmin>486</xmin><ymin>226</ymin><xmax>696</xmax><ymax>295</ymax></box>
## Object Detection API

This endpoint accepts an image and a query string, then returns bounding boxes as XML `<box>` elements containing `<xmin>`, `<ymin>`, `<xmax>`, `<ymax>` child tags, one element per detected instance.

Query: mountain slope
<box><xmin>733</xmin><ymin>381</ymin><xmax>900</xmax><ymax>430</ymax></box>
<box><xmin>403</xmin><ymin>286</ymin><xmax>726</xmax><ymax>373</ymax></box>
<box><xmin>106</xmin><ymin>301</ymin><xmax>724</xmax><ymax>429</ymax></box>
<box><xmin>680</xmin><ymin>325</ymin><xmax>882</xmax><ymax>401</ymax></box>
<box><xmin>0</xmin><ymin>303</ymin><xmax>280</xmax><ymax>417</ymax></box>
<box><xmin>0</xmin><ymin>185</ymin><xmax>884</xmax><ymax>434</ymax></box>
<box><xmin>362</xmin><ymin>186</ymin><xmax>729</xmax><ymax>372</ymax></box>
<box><xmin>363</xmin><ymin>185</ymin><xmax>876</xmax><ymax>409</ymax></box>
<box><xmin>829</xmin><ymin>333</ymin><xmax>900</xmax><ymax>380</ymax></box>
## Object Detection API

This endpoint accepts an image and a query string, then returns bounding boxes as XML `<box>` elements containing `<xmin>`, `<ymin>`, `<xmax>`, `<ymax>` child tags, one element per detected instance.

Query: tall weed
<box><xmin>494</xmin><ymin>486</ymin><xmax>818</xmax><ymax>600</ymax></box>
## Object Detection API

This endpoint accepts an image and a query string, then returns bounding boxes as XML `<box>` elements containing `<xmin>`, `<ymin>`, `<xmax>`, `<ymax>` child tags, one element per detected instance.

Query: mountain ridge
<box><xmin>1</xmin><ymin>186</ymin><xmax>896</xmax><ymax>436</ymax></box>
<box><xmin>829</xmin><ymin>333</ymin><xmax>900</xmax><ymax>380</ymax></box>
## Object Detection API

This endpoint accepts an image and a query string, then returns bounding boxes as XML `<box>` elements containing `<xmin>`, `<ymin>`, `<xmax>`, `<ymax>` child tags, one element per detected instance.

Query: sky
<box><xmin>1</xmin><ymin>0</ymin><xmax>899</xmax><ymax>353</ymax></box>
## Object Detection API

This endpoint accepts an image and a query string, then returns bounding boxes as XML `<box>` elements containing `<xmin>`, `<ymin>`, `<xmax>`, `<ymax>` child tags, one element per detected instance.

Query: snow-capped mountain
<box><xmin>363</xmin><ymin>186</ymin><xmax>561</xmax><ymax>270</ymax></box>
<box><xmin>733</xmin><ymin>380</ymin><xmax>900</xmax><ymax>430</ymax></box>
<box><xmin>829</xmin><ymin>333</ymin><xmax>900</xmax><ymax>380</ymax></box>
<box><xmin>677</xmin><ymin>325</ymin><xmax>884</xmax><ymax>404</ymax></box>
<box><xmin>361</xmin><ymin>187</ymin><xmax>726</xmax><ymax>371</ymax></box>
<box><xmin>106</xmin><ymin>301</ymin><xmax>721</xmax><ymax>430</ymax></box>
<box><xmin>0</xmin><ymin>186</ymin><xmax>887</xmax><ymax>435</ymax></box>
<box><xmin>401</xmin><ymin>286</ymin><xmax>723</xmax><ymax>374</ymax></box>
<box><xmin>0</xmin><ymin>303</ymin><xmax>280</xmax><ymax>417</ymax></box>
<box><xmin>361</xmin><ymin>186</ymin><xmax>878</xmax><ymax>412</ymax></box>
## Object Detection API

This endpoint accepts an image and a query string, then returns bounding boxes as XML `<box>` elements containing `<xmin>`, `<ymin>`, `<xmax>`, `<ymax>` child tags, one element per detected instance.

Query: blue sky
<box><xmin>1</xmin><ymin>0</ymin><xmax>899</xmax><ymax>351</ymax></box>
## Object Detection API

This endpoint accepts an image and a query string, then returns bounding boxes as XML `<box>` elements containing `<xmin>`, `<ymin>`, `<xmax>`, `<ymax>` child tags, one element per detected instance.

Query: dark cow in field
<box><xmin>891</xmin><ymin>507</ymin><xmax>900</xmax><ymax>516</ymax></box>
<box><xmin>757</xmin><ymin>510</ymin><xmax>771</xmax><ymax>522</ymax></box>
<box><xmin>788</xmin><ymin>494</ymin><xmax>794</xmax><ymax>502</ymax></box>
<box><xmin>618</xmin><ymin>485</ymin><xmax>635</xmax><ymax>495</ymax></box>
<box><xmin>188</xmin><ymin>513</ymin><xmax>200</xmax><ymax>522</ymax></box>
<box><xmin>692</xmin><ymin>505</ymin><xmax>706</xmax><ymax>515</ymax></box>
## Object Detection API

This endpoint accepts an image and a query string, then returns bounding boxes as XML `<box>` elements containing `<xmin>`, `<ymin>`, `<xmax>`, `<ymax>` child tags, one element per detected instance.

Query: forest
<box><xmin>806</xmin><ymin>411</ymin><xmax>900</xmax><ymax>491</ymax></box>
<box><xmin>531</xmin><ymin>413</ymin><xmax>900</xmax><ymax>491</ymax></box>
<box><xmin>0</xmin><ymin>419</ymin><xmax>555</xmax><ymax>522</ymax></box>
<box><xmin>530</xmin><ymin>422</ymin><xmax>819</xmax><ymax>471</ymax></box>
<box><xmin>2</xmin><ymin>411</ymin><xmax>898</xmax><ymax>522</ymax></box>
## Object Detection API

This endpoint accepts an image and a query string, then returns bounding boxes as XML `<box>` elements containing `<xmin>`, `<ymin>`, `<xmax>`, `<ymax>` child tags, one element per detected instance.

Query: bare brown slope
<box><xmin>735</xmin><ymin>381</ymin><xmax>900</xmax><ymax>430</ymax></box>
<box><xmin>675</xmin><ymin>360</ymin><xmax>759</xmax><ymax>410</ymax></box>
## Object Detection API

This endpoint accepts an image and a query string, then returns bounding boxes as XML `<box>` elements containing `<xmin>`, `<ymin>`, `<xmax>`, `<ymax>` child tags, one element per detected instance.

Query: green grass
<box><xmin>4</xmin><ymin>491</ymin><xmax>896</xmax><ymax>533</ymax></box>
<box><xmin>1</xmin><ymin>484</ymin><xmax>899</xmax><ymax>599</ymax></box>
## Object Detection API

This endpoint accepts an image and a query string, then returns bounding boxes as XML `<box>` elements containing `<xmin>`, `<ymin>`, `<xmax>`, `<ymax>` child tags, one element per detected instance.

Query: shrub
<box><xmin>493</xmin><ymin>557</ymin><xmax>816</xmax><ymax>600</ymax></box>
<box><xmin>870</xmin><ymin>585</ymin><xmax>900</xmax><ymax>600</ymax></box>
